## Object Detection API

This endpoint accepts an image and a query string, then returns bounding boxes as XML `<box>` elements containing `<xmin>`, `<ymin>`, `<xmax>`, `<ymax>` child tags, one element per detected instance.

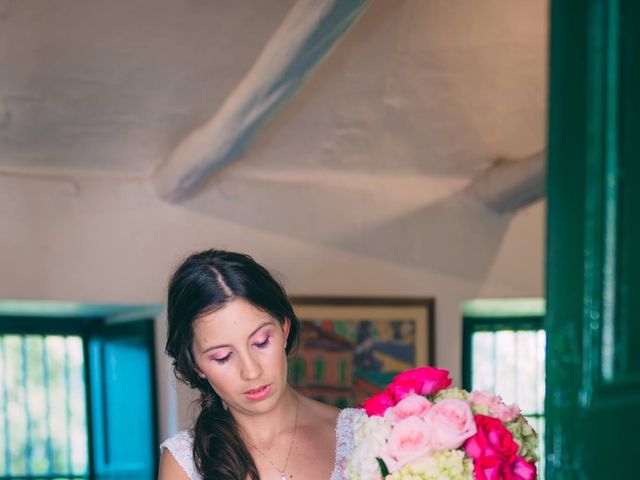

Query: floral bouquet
<box><xmin>346</xmin><ymin>367</ymin><xmax>538</xmax><ymax>480</ymax></box>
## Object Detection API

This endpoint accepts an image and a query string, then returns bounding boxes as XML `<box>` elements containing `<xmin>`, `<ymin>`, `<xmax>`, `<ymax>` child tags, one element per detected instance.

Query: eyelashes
<box><xmin>255</xmin><ymin>336</ymin><xmax>271</xmax><ymax>349</ymax></box>
<box><xmin>210</xmin><ymin>336</ymin><xmax>272</xmax><ymax>365</ymax></box>
<box><xmin>213</xmin><ymin>354</ymin><xmax>231</xmax><ymax>365</ymax></box>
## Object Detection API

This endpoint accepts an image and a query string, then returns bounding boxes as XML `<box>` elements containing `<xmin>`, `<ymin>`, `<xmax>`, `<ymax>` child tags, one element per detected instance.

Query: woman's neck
<box><xmin>233</xmin><ymin>387</ymin><xmax>299</xmax><ymax>448</ymax></box>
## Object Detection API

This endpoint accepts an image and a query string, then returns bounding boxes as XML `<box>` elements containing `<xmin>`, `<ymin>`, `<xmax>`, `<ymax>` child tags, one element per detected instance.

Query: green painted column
<box><xmin>545</xmin><ymin>0</ymin><xmax>640</xmax><ymax>478</ymax></box>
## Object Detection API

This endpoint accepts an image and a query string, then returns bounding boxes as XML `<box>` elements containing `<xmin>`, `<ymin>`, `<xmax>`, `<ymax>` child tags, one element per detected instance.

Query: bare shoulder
<box><xmin>158</xmin><ymin>448</ymin><xmax>190</xmax><ymax>480</ymax></box>
<box><xmin>298</xmin><ymin>395</ymin><xmax>340</xmax><ymax>429</ymax></box>
<box><xmin>291</xmin><ymin>395</ymin><xmax>341</xmax><ymax>478</ymax></box>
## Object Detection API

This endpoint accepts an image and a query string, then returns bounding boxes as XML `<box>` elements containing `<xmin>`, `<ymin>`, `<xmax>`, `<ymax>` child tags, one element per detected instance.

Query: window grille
<box><xmin>0</xmin><ymin>334</ymin><xmax>89</xmax><ymax>480</ymax></box>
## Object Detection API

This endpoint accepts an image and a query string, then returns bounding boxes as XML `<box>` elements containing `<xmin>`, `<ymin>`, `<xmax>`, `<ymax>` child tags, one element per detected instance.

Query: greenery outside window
<box><xmin>1</xmin><ymin>330</ymin><xmax>89</xmax><ymax>479</ymax></box>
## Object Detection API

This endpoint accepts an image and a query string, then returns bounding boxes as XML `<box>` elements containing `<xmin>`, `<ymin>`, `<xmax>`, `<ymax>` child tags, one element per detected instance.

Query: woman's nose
<box><xmin>239</xmin><ymin>351</ymin><xmax>262</xmax><ymax>380</ymax></box>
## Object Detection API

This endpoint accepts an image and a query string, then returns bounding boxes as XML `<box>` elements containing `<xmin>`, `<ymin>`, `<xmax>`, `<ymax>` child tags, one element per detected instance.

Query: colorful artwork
<box><xmin>287</xmin><ymin>298</ymin><xmax>434</xmax><ymax>407</ymax></box>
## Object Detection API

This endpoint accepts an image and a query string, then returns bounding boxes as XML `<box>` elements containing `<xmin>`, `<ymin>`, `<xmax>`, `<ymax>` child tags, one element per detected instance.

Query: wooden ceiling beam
<box><xmin>464</xmin><ymin>150</ymin><xmax>546</xmax><ymax>214</ymax></box>
<box><xmin>152</xmin><ymin>0</ymin><xmax>374</xmax><ymax>203</ymax></box>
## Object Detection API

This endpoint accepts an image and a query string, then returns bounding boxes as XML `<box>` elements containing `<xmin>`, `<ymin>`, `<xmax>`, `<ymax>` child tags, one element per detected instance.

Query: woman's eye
<box><xmin>212</xmin><ymin>354</ymin><xmax>231</xmax><ymax>364</ymax></box>
<box><xmin>255</xmin><ymin>337</ymin><xmax>271</xmax><ymax>349</ymax></box>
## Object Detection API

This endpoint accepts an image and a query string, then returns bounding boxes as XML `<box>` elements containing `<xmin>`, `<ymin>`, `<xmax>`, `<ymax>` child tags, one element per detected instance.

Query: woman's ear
<box><xmin>189</xmin><ymin>348</ymin><xmax>206</xmax><ymax>379</ymax></box>
<box><xmin>282</xmin><ymin>317</ymin><xmax>291</xmax><ymax>345</ymax></box>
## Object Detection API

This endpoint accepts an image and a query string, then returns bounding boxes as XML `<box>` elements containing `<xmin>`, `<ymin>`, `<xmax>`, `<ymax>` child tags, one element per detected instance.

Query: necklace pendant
<box><xmin>280</xmin><ymin>473</ymin><xmax>287</xmax><ymax>480</ymax></box>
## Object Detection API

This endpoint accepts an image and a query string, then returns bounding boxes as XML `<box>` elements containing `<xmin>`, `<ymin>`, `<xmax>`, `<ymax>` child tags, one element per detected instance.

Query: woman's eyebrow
<box><xmin>201</xmin><ymin>321</ymin><xmax>273</xmax><ymax>354</ymax></box>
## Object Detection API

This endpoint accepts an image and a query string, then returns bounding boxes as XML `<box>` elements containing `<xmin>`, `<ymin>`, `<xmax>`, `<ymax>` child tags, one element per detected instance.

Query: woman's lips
<box><xmin>243</xmin><ymin>384</ymin><xmax>272</xmax><ymax>401</ymax></box>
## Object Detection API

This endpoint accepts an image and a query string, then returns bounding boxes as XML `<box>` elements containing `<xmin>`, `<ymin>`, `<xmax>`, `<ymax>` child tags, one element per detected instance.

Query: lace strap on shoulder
<box><xmin>160</xmin><ymin>430</ymin><xmax>201</xmax><ymax>480</ymax></box>
<box><xmin>332</xmin><ymin>408</ymin><xmax>367</xmax><ymax>480</ymax></box>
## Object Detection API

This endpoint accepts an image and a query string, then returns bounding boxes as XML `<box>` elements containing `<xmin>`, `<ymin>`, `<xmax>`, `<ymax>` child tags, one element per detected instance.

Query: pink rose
<box><xmin>388</xmin><ymin>367</ymin><xmax>452</xmax><ymax>401</ymax></box>
<box><xmin>468</xmin><ymin>391</ymin><xmax>521</xmax><ymax>423</ymax></box>
<box><xmin>468</xmin><ymin>391</ymin><xmax>499</xmax><ymax>407</ymax></box>
<box><xmin>471</xmin><ymin>455</ymin><xmax>537</xmax><ymax>480</ymax></box>
<box><xmin>382</xmin><ymin>416</ymin><xmax>433</xmax><ymax>470</ymax></box>
<box><xmin>361</xmin><ymin>390</ymin><xmax>396</xmax><ymax>417</ymax></box>
<box><xmin>490</xmin><ymin>402</ymin><xmax>521</xmax><ymax>423</ymax></box>
<box><xmin>465</xmin><ymin>415</ymin><xmax>536</xmax><ymax>480</ymax></box>
<box><xmin>385</xmin><ymin>393</ymin><xmax>432</xmax><ymax>423</ymax></box>
<box><xmin>510</xmin><ymin>456</ymin><xmax>537</xmax><ymax>480</ymax></box>
<box><xmin>465</xmin><ymin>415</ymin><xmax>518</xmax><ymax>462</ymax></box>
<box><xmin>427</xmin><ymin>398</ymin><xmax>477</xmax><ymax>450</ymax></box>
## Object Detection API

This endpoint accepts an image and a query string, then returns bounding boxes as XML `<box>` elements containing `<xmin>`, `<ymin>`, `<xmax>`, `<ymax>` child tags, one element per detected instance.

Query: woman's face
<box><xmin>191</xmin><ymin>298</ymin><xmax>291</xmax><ymax>414</ymax></box>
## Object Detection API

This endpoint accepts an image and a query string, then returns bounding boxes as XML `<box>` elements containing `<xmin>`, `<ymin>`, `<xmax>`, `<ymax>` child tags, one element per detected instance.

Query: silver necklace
<box><xmin>247</xmin><ymin>394</ymin><xmax>299</xmax><ymax>480</ymax></box>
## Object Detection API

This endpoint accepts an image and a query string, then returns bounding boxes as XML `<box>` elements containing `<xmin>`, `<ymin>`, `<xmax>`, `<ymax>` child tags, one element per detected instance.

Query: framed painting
<box><xmin>288</xmin><ymin>297</ymin><xmax>435</xmax><ymax>407</ymax></box>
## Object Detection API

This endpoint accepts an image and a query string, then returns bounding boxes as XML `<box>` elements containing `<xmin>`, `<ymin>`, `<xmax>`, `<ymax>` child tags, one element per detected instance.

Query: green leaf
<box><xmin>376</xmin><ymin>457</ymin><xmax>389</xmax><ymax>477</ymax></box>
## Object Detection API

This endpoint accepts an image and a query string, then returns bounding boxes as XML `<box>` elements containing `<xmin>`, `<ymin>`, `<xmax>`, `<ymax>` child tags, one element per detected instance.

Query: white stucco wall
<box><xmin>0</xmin><ymin>173</ymin><xmax>545</xmax><ymax>440</ymax></box>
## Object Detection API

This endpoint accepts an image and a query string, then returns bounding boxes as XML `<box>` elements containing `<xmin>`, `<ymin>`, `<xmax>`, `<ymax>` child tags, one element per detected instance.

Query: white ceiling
<box><xmin>0</xmin><ymin>0</ymin><xmax>548</xmax><ymax>189</ymax></box>
<box><xmin>0</xmin><ymin>0</ymin><xmax>293</xmax><ymax>175</ymax></box>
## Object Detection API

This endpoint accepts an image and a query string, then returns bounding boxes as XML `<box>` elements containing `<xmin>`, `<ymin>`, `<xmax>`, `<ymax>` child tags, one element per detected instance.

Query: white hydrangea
<box><xmin>347</xmin><ymin>415</ymin><xmax>392</xmax><ymax>480</ymax></box>
<box><xmin>353</xmin><ymin>414</ymin><xmax>392</xmax><ymax>446</ymax></box>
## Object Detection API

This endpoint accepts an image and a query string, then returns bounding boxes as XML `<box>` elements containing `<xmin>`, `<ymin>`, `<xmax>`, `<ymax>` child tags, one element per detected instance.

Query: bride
<box><xmin>158</xmin><ymin>249</ymin><xmax>364</xmax><ymax>480</ymax></box>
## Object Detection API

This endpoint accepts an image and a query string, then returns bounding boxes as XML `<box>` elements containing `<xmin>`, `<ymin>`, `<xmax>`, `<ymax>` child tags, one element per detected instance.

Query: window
<box><xmin>0</xmin><ymin>302</ymin><xmax>159</xmax><ymax>480</ymax></box>
<box><xmin>462</xmin><ymin>298</ymin><xmax>546</xmax><ymax>476</ymax></box>
<box><xmin>0</xmin><ymin>334</ymin><xmax>89</xmax><ymax>479</ymax></box>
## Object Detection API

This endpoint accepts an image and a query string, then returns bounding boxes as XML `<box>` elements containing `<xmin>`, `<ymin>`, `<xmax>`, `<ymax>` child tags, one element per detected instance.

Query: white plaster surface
<box><xmin>0</xmin><ymin>174</ymin><xmax>545</xmax><ymax>439</ymax></box>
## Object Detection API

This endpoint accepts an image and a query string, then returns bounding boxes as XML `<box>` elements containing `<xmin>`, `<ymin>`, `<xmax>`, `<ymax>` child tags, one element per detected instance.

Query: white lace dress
<box><xmin>160</xmin><ymin>408</ymin><xmax>365</xmax><ymax>480</ymax></box>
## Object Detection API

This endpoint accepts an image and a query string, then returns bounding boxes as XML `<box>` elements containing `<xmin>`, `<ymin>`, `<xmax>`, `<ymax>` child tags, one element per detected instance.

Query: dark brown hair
<box><xmin>165</xmin><ymin>249</ymin><xmax>300</xmax><ymax>480</ymax></box>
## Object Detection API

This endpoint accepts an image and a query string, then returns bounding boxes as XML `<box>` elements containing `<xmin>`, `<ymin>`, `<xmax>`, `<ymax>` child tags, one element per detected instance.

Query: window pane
<box><xmin>472</xmin><ymin>332</ymin><xmax>497</xmax><ymax>392</ymax></box>
<box><xmin>25</xmin><ymin>336</ymin><xmax>47</xmax><ymax>475</ymax></box>
<box><xmin>67</xmin><ymin>337</ymin><xmax>88</xmax><ymax>474</ymax></box>
<box><xmin>6</xmin><ymin>335</ymin><xmax>27</xmax><ymax>474</ymax></box>
<box><xmin>513</xmin><ymin>330</ymin><xmax>546</xmax><ymax>415</ymax></box>
<box><xmin>536</xmin><ymin>330</ymin><xmax>546</xmax><ymax>413</ymax></box>
<box><xmin>472</xmin><ymin>329</ymin><xmax>545</xmax><ymax>415</ymax></box>
<box><xmin>494</xmin><ymin>330</ymin><xmax>517</xmax><ymax>404</ymax></box>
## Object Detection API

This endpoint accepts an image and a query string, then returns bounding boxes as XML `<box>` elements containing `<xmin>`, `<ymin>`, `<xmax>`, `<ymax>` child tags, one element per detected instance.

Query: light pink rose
<box><xmin>382</xmin><ymin>416</ymin><xmax>433</xmax><ymax>470</ymax></box>
<box><xmin>427</xmin><ymin>398</ymin><xmax>477</xmax><ymax>450</ymax></box>
<box><xmin>468</xmin><ymin>391</ymin><xmax>521</xmax><ymax>423</ymax></box>
<box><xmin>490</xmin><ymin>402</ymin><xmax>521</xmax><ymax>423</ymax></box>
<box><xmin>468</xmin><ymin>391</ymin><xmax>499</xmax><ymax>407</ymax></box>
<box><xmin>385</xmin><ymin>393</ymin><xmax>432</xmax><ymax>424</ymax></box>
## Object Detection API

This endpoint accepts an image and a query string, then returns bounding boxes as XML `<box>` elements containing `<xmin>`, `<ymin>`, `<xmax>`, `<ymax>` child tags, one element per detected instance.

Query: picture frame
<box><xmin>288</xmin><ymin>297</ymin><xmax>435</xmax><ymax>407</ymax></box>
